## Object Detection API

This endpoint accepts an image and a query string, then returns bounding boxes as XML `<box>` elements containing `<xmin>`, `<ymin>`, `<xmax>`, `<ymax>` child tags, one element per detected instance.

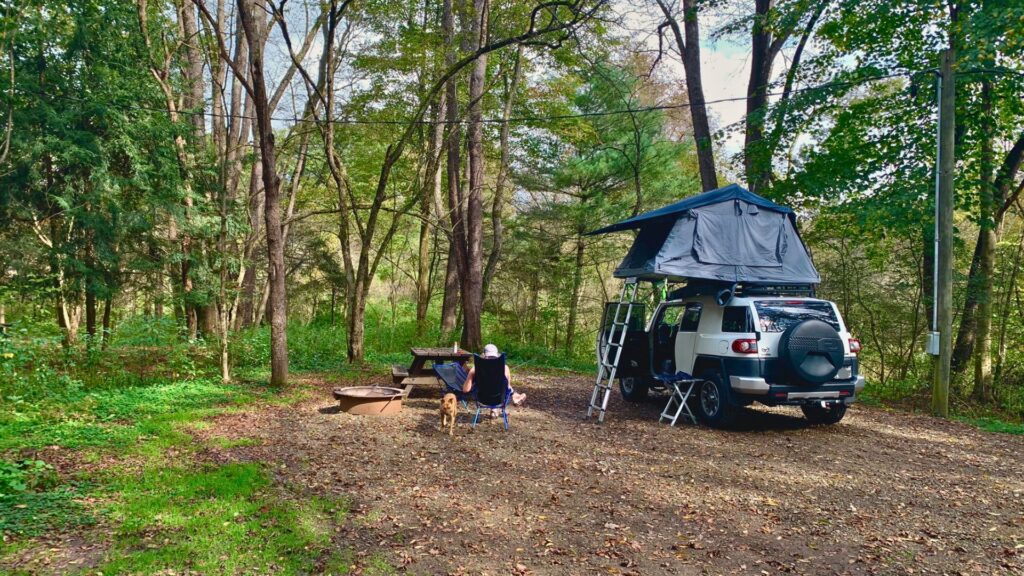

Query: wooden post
<box><xmin>932</xmin><ymin>48</ymin><xmax>955</xmax><ymax>417</ymax></box>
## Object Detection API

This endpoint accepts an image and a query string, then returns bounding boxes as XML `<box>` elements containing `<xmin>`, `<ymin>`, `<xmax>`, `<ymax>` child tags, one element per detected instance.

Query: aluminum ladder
<box><xmin>587</xmin><ymin>278</ymin><xmax>639</xmax><ymax>423</ymax></box>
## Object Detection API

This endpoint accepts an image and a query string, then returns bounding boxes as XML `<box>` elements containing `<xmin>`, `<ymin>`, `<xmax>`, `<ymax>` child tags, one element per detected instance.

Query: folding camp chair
<box><xmin>658</xmin><ymin>372</ymin><xmax>698</xmax><ymax>426</ymax></box>
<box><xmin>433</xmin><ymin>362</ymin><xmax>472</xmax><ymax>408</ymax></box>
<box><xmin>470</xmin><ymin>353</ymin><xmax>510</xmax><ymax>430</ymax></box>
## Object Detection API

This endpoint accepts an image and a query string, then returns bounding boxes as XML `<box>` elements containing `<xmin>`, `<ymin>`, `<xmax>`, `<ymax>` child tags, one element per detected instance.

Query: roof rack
<box><xmin>667</xmin><ymin>281</ymin><xmax>816</xmax><ymax>301</ymax></box>
<box><xmin>736</xmin><ymin>283</ymin><xmax>816</xmax><ymax>297</ymax></box>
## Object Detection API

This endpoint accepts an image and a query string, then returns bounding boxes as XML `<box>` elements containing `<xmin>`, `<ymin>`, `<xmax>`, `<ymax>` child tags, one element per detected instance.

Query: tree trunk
<box><xmin>973</xmin><ymin>225</ymin><xmax>996</xmax><ymax>401</ymax></box>
<box><xmin>442</xmin><ymin>0</ymin><xmax>466</xmax><ymax>339</ymax></box>
<box><xmin>86</xmin><ymin>289</ymin><xmax>97</xmax><ymax>341</ymax></box>
<box><xmin>101</xmin><ymin>297</ymin><xmax>112</xmax><ymax>350</ymax></box>
<box><xmin>236</xmin><ymin>152</ymin><xmax>264</xmax><ymax>330</ymax></box>
<box><xmin>482</xmin><ymin>44</ymin><xmax>522</xmax><ymax>300</ymax></box>
<box><xmin>417</xmin><ymin>97</ymin><xmax>445</xmax><ymax>334</ymax></box>
<box><xmin>179</xmin><ymin>0</ymin><xmax>205</xmax><ymax>339</ymax></box>
<box><xmin>952</xmin><ymin>132</ymin><xmax>1024</xmax><ymax>373</ymax></box>
<box><xmin>239</xmin><ymin>0</ymin><xmax>288</xmax><ymax>386</ymax></box>
<box><xmin>441</xmin><ymin>241</ymin><xmax>460</xmax><ymax>334</ymax></box>
<box><xmin>656</xmin><ymin>0</ymin><xmax>717</xmax><ymax>191</ymax></box>
<box><xmin>744</xmin><ymin>0</ymin><xmax>776</xmax><ymax>194</ymax></box>
<box><xmin>972</xmin><ymin>79</ymin><xmax>996</xmax><ymax>402</ymax></box>
<box><xmin>459</xmin><ymin>0</ymin><xmax>488</xmax><ymax>352</ymax></box>
<box><xmin>565</xmin><ymin>234</ymin><xmax>585</xmax><ymax>354</ymax></box>
<box><xmin>995</xmin><ymin>220</ymin><xmax>1024</xmax><ymax>385</ymax></box>
<box><xmin>348</xmin><ymin>278</ymin><xmax>369</xmax><ymax>361</ymax></box>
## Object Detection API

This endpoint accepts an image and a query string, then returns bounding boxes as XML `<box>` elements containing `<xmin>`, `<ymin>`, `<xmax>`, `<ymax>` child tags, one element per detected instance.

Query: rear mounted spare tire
<box><xmin>779</xmin><ymin>319</ymin><xmax>843</xmax><ymax>385</ymax></box>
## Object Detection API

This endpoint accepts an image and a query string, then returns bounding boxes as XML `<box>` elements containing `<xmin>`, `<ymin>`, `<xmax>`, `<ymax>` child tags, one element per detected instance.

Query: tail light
<box><xmin>849</xmin><ymin>338</ymin><xmax>862</xmax><ymax>354</ymax></box>
<box><xmin>731</xmin><ymin>339</ymin><xmax>758</xmax><ymax>354</ymax></box>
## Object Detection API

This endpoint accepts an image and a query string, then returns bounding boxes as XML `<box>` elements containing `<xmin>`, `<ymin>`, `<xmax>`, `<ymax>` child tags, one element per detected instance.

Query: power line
<box><xmin>20</xmin><ymin>69</ymin><xmax>925</xmax><ymax>127</ymax></box>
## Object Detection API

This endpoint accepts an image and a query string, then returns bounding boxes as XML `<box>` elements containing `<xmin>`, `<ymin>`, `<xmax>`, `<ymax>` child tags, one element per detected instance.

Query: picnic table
<box><xmin>391</xmin><ymin>347</ymin><xmax>472</xmax><ymax>396</ymax></box>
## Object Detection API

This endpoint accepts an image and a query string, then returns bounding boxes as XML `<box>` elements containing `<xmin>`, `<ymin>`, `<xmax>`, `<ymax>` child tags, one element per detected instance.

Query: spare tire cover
<box><xmin>779</xmin><ymin>319</ymin><xmax>843</xmax><ymax>385</ymax></box>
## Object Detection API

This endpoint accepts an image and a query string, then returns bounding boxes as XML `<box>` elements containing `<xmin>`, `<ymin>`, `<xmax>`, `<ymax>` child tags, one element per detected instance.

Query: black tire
<box><xmin>695</xmin><ymin>372</ymin><xmax>734</xmax><ymax>428</ymax></box>
<box><xmin>619</xmin><ymin>376</ymin><xmax>649</xmax><ymax>402</ymax></box>
<box><xmin>801</xmin><ymin>402</ymin><xmax>847</xmax><ymax>425</ymax></box>
<box><xmin>779</xmin><ymin>319</ymin><xmax>844</xmax><ymax>385</ymax></box>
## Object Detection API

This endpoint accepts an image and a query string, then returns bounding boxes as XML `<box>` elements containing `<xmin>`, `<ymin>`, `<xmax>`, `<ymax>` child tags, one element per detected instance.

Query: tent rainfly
<box><xmin>588</xmin><ymin>184</ymin><xmax>820</xmax><ymax>285</ymax></box>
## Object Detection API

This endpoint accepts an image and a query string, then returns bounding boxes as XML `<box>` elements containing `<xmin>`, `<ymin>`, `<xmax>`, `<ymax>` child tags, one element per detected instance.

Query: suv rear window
<box><xmin>721</xmin><ymin>306</ymin><xmax>753</xmax><ymax>332</ymax></box>
<box><xmin>754</xmin><ymin>301</ymin><xmax>840</xmax><ymax>333</ymax></box>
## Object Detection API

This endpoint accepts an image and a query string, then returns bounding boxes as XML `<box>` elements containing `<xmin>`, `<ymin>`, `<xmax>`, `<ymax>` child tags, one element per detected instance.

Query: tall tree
<box><xmin>655</xmin><ymin>0</ymin><xmax>718</xmax><ymax>192</ymax></box>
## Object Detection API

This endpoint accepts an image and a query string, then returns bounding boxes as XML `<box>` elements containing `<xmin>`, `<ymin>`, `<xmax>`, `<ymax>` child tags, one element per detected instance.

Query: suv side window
<box><xmin>679</xmin><ymin>303</ymin><xmax>702</xmax><ymax>332</ymax></box>
<box><xmin>722</xmin><ymin>306</ymin><xmax>753</xmax><ymax>333</ymax></box>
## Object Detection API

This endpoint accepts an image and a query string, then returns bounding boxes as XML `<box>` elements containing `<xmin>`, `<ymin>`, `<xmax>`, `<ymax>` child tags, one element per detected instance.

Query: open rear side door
<box><xmin>674</xmin><ymin>302</ymin><xmax>703</xmax><ymax>374</ymax></box>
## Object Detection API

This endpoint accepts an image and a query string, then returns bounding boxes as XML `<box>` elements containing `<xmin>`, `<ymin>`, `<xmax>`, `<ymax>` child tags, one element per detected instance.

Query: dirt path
<box><xmin>206</xmin><ymin>371</ymin><xmax>1024</xmax><ymax>575</ymax></box>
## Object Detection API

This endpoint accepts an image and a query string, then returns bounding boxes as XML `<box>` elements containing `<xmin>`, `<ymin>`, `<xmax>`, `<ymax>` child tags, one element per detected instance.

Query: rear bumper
<box><xmin>729</xmin><ymin>375</ymin><xmax>865</xmax><ymax>405</ymax></box>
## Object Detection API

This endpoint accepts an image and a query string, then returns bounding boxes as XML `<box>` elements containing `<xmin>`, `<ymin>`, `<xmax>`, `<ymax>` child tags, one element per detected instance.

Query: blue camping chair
<box><xmin>433</xmin><ymin>362</ymin><xmax>472</xmax><ymax>408</ymax></box>
<box><xmin>470</xmin><ymin>353</ymin><xmax>510</xmax><ymax>430</ymax></box>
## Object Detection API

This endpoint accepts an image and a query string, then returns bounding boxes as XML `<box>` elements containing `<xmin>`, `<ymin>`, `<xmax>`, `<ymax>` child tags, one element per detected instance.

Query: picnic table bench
<box><xmin>392</xmin><ymin>347</ymin><xmax>472</xmax><ymax>396</ymax></box>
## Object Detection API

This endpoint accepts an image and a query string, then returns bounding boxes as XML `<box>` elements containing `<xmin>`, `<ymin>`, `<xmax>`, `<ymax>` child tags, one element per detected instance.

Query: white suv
<box><xmin>601</xmin><ymin>286</ymin><xmax>865</xmax><ymax>427</ymax></box>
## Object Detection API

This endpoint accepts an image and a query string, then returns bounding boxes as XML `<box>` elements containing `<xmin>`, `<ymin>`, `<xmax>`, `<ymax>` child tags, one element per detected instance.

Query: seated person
<box><xmin>462</xmin><ymin>343</ymin><xmax>526</xmax><ymax>407</ymax></box>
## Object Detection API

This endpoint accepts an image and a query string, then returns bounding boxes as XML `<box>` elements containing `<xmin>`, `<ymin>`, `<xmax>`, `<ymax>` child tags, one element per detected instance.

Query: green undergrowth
<box><xmin>956</xmin><ymin>416</ymin><xmax>1024</xmax><ymax>435</ymax></box>
<box><xmin>0</xmin><ymin>377</ymin><xmax>280</xmax><ymax>451</ymax></box>
<box><xmin>95</xmin><ymin>462</ymin><xmax>351</xmax><ymax>574</ymax></box>
<box><xmin>0</xmin><ymin>321</ymin><xmax>388</xmax><ymax>573</ymax></box>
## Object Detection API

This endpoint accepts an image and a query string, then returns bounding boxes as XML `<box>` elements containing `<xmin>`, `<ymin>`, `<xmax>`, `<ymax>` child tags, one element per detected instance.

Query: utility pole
<box><xmin>932</xmin><ymin>48</ymin><xmax>955</xmax><ymax>417</ymax></box>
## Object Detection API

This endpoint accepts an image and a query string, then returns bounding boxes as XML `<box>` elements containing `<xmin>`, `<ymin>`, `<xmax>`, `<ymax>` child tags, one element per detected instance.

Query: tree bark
<box><xmin>179</xmin><ymin>0</ymin><xmax>205</xmax><ymax>338</ymax></box>
<box><xmin>235</xmin><ymin>157</ymin><xmax>263</xmax><ymax>330</ymax></box>
<box><xmin>101</xmin><ymin>297</ymin><xmax>112</xmax><ymax>349</ymax></box>
<box><xmin>441</xmin><ymin>241</ymin><xmax>460</xmax><ymax>334</ymax></box>
<box><xmin>656</xmin><ymin>0</ymin><xmax>717</xmax><ymax>191</ymax></box>
<box><xmin>417</xmin><ymin>96</ymin><xmax>446</xmax><ymax>334</ymax></box>
<box><xmin>238</xmin><ymin>0</ymin><xmax>288</xmax><ymax>386</ymax></box>
<box><xmin>951</xmin><ymin>131</ymin><xmax>1024</xmax><ymax>373</ymax></box>
<box><xmin>972</xmin><ymin>79</ymin><xmax>996</xmax><ymax>402</ymax></box>
<box><xmin>459</xmin><ymin>0</ymin><xmax>488</xmax><ymax>352</ymax></box>
<box><xmin>565</xmin><ymin>234</ymin><xmax>585</xmax><ymax>353</ymax></box>
<box><xmin>86</xmin><ymin>288</ymin><xmax>97</xmax><ymax>341</ymax></box>
<box><xmin>741</xmin><ymin>0</ymin><xmax>819</xmax><ymax>193</ymax></box>
<box><xmin>442</xmin><ymin>0</ymin><xmax>466</xmax><ymax>339</ymax></box>
<box><xmin>995</xmin><ymin>219</ymin><xmax>1024</xmax><ymax>385</ymax></box>
<box><xmin>482</xmin><ymin>44</ymin><xmax>522</xmax><ymax>300</ymax></box>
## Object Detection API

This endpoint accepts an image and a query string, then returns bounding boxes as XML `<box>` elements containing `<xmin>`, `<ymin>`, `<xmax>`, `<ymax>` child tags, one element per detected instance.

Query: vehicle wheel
<box><xmin>619</xmin><ymin>376</ymin><xmax>649</xmax><ymax>402</ymax></box>
<box><xmin>696</xmin><ymin>372</ymin><xmax>734</xmax><ymax>428</ymax></box>
<box><xmin>801</xmin><ymin>402</ymin><xmax>847</xmax><ymax>425</ymax></box>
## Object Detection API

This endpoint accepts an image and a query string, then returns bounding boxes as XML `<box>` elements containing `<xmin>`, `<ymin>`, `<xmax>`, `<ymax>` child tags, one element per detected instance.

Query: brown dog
<box><xmin>440</xmin><ymin>393</ymin><xmax>458</xmax><ymax>436</ymax></box>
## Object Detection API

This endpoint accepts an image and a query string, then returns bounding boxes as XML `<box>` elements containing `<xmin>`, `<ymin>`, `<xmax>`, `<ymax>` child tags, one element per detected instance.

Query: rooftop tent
<box><xmin>588</xmin><ymin>184</ymin><xmax>820</xmax><ymax>284</ymax></box>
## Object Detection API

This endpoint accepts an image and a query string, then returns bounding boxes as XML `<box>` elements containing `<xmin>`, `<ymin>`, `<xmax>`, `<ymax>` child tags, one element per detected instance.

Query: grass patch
<box><xmin>957</xmin><ymin>416</ymin><xmax>1024</xmax><ymax>435</ymax></box>
<box><xmin>0</xmin><ymin>378</ymin><xmax>277</xmax><ymax>451</ymax></box>
<box><xmin>95</xmin><ymin>462</ymin><xmax>351</xmax><ymax>574</ymax></box>
<box><xmin>0</xmin><ymin>487</ymin><xmax>96</xmax><ymax>537</ymax></box>
<box><xmin>206</xmin><ymin>436</ymin><xmax>261</xmax><ymax>449</ymax></box>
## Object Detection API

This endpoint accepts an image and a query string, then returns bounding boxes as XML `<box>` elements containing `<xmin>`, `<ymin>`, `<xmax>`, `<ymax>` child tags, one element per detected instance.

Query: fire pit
<box><xmin>332</xmin><ymin>386</ymin><xmax>404</xmax><ymax>415</ymax></box>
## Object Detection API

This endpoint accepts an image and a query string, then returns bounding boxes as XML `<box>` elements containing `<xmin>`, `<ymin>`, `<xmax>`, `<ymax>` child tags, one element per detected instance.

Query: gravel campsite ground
<box><xmin>198</xmin><ymin>370</ymin><xmax>1023</xmax><ymax>575</ymax></box>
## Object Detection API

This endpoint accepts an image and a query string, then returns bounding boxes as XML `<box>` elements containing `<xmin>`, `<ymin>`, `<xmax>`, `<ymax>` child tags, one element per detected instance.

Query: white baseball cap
<box><xmin>482</xmin><ymin>344</ymin><xmax>500</xmax><ymax>358</ymax></box>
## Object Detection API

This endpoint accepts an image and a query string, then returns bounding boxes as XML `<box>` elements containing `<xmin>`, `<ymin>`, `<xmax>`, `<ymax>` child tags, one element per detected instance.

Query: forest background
<box><xmin>2</xmin><ymin>0</ymin><xmax>1024</xmax><ymax>450</ymax></box>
